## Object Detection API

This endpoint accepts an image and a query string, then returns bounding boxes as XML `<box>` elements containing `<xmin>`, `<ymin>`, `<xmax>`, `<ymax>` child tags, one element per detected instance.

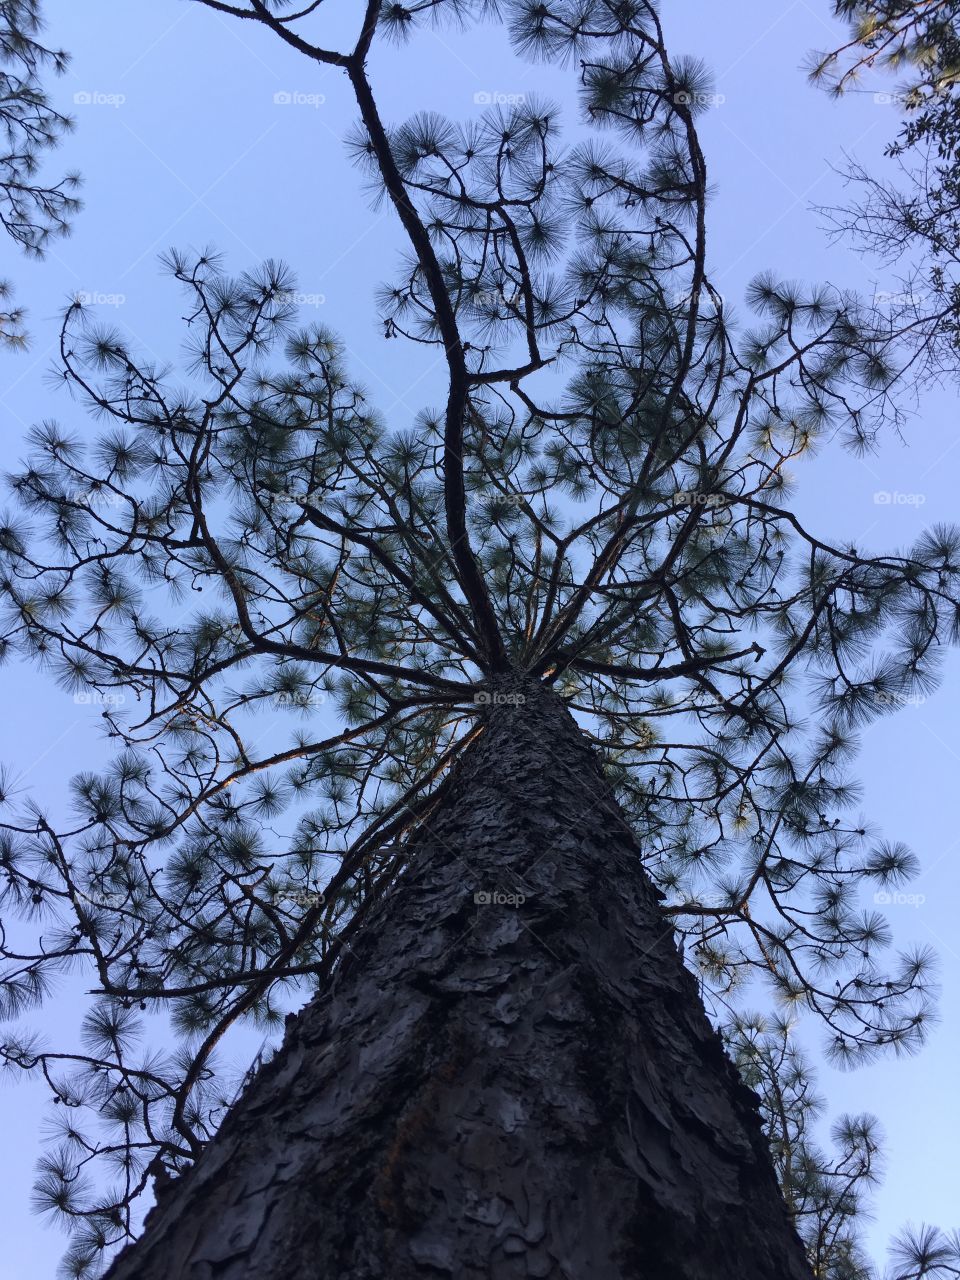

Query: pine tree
<box><xmin>0</xmin><ymin>0</ymin><xmax>80</xmax><ymax>349</ymax></box>
<box><xmin>811</xmin><ymin>1</ymin><xmax>960</xmax><ymax>375</ymax></box>
<box><xmin>1</xmin><ymin>2</ymin><xmax>957</xmax><ymax>1276</ymax></box>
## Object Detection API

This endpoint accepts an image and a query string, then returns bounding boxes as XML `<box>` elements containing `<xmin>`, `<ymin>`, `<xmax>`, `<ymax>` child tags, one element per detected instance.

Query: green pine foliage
<box><xmin>0</xmin><ymin>2</ymin><xmax>956</xmax><ymax>1274</ymax></box>
<box><xmin>812</xmin><ymin>1</ymin><xmax>960</xmax><ymax>374</ymax></box>
<box><xmin>0</xmin><ymin>0</ymin><xmax>81</xmax><ymax>348</ymax></box>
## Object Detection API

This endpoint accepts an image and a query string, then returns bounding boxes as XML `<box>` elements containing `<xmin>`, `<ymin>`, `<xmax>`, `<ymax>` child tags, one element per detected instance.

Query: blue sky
<box><xmin>1</xmin><ymin>1</ymin><xmax>958</xmax><ymax>1273</ymax></box>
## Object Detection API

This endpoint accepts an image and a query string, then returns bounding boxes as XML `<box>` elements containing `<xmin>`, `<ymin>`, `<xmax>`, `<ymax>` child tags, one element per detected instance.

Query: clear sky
<box><xmin>0</xmin><ymin>1</ymin><xmax>958</xmax><ymax>1275</ymax></box>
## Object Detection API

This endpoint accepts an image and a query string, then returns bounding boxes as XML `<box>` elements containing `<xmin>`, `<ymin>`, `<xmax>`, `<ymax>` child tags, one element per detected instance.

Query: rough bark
<box><xmin>104</xmin><ymin>679</ymin><xmax>813</xmax><ymax>1280</ymax></box>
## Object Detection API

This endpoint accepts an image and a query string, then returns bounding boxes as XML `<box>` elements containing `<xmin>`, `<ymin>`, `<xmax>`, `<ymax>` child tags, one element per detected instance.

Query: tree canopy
<box><xmin>0</xmin><ymin>0</ymin><xmax>80</xmax><ymax>348</ymax></box>
<box><xmin>0</xmin><ymin>1</ymin><xmax>958</xmax><ymax>1275</ymax></box>
<box><xmin>812</xmin><ymin>1</ymin><xmax>960</xmax><ymax>376</ymax></box>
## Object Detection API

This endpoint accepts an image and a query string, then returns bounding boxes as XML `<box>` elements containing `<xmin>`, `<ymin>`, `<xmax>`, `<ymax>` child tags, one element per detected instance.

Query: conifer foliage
<box><xmin>0</xmin><ymin>0</ymin><xmax>80</xmax><ymax>348</ymax></box>
<box><xmin>0</xmin><ymin>1</ymin><xmax>958</xmax><ymax>1275</ymax></box>
<box><xmin>812</xmin><ymin>1</ymin><xmax>960</xmax><ymax>373</ymax></box>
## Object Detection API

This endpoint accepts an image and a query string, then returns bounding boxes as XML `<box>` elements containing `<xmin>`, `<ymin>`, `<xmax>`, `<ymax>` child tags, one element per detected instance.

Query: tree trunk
<box><xmin>104</xmin><ymin>679</ymin><xmax>812</xmax><ymax>1280</ymax></box>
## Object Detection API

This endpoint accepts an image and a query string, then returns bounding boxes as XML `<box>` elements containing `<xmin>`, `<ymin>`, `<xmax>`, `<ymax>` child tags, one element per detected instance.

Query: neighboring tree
<box><xmin>0</xmin><ymin>0</ymin><xmax>80</xmax><ymax>348</ymax></box>
<box><xmin>725</xmin><ymin>1014</ymin><xmax>881</xmax><ymax>1280</ymax></box>
<box><xmin>0</xmin><ymin>1</ymin><xmax>957</xmax><ymax>1276</ymax></box>
<box><xmin>811</xmin><ymin>2</ymin><xmax>960</xmax><ymax>375</ymax></box>
<box><xmin>728</xmin><ymin>1014</ymin><xmax>960</xmax><ymax>1280</ymax></box>
<box><xmin>812</xmin><ymin>1</ymin><xmax>960</xmax><ymax>96</ymax></box>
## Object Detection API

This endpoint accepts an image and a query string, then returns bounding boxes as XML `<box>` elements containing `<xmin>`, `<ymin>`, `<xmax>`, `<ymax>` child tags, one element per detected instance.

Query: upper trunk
<box><xmin>104</xmin><ymin>679</ymin><xmax>812</xmax><ymax>1280</ymax></box>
